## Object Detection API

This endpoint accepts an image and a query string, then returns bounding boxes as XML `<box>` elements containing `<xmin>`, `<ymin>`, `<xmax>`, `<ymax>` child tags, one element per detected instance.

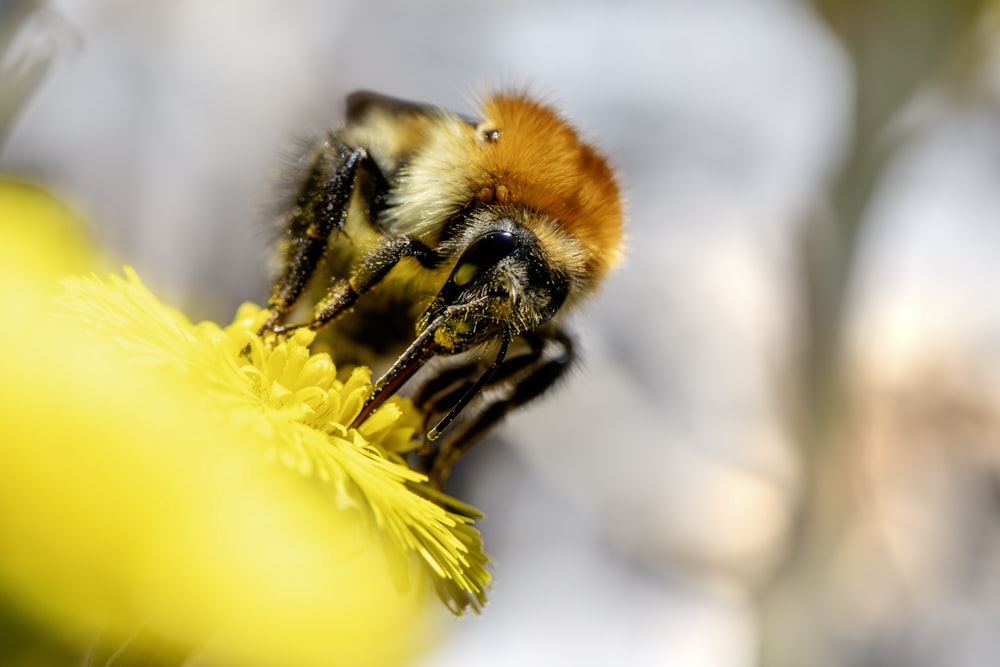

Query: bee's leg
<box><xmin>412</xmin><ymin>339</ymin><xmax>543</xmax><ymax>426</ymax></box>
<box><xmin>260</xmin><ymin>136</ymin><xmax>389</xmax><ymax>333</ymax></box>
<box><xmin>272</xmin><ymin>235</ymin><xmax>442</xmax><ymax>333</ymax></box>
<box><xmin>426</xmin><ymin>329</ymin><xmax>574</xmax><ymax>490</ymax></box>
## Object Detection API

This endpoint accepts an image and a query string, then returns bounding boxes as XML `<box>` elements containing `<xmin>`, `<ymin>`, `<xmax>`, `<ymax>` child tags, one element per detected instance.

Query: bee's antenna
<box><xmin>427</xmin><ymin>332</ymin><xmax>511</xmax><ymax>441</ymax></box>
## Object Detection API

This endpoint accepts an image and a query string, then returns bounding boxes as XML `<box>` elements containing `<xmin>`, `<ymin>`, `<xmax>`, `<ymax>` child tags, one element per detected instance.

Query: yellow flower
<box><xmin>0</xmin><ymin>181</ymin><xmax>490</xmax><ymax>667</ymax></box>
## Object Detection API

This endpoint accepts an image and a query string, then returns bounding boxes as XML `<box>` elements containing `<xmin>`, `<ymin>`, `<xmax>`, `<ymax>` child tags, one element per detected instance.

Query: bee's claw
<box><xmin>257</xmin><ymin>318</ymin><xmax>306</xmax><ymax>338</ymax></box>
<box><xmin>255</xmin><ymin>310</ymin><xmax>281</xmax><ymax>338</ymax></box>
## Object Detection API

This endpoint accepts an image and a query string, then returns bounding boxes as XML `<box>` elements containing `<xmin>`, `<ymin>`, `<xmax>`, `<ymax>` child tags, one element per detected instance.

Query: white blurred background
<box><xmin>5</xmin><ymin>1</ymin><xmax>1000</xmax><ymax>665</ymax></box>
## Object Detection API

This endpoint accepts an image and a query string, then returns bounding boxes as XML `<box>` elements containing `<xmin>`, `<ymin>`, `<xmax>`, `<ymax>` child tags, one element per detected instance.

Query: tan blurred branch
<box><xmin>758</xmin><ymin>1</ymin><xmax>994</xmax><ymax>666</ymax></box>
<box><xmin>0</xmin><ymin>0</ymin><xmax>53</xmax><ymax>151</ymax></box>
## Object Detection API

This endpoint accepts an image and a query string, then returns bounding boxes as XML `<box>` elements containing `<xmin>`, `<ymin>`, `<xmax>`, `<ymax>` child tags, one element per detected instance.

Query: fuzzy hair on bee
<box><xmin>261</xmin><ymin>89</ymin><xmax>625</xmax><ymax>489</ymax></box>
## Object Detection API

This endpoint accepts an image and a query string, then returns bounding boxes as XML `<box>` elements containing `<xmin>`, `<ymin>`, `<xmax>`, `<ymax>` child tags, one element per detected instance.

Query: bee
<box><xmin>260</xmin><ymin>90</ymin><xmax>625</xmax><ymax>489</ymax></box>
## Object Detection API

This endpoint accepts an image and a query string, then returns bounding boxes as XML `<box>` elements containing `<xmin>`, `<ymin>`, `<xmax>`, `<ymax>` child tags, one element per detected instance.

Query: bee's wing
<box><xmin>345</xmin><ymin>90</ymin><xmax>476</xmax><ymax>125</ymax></box>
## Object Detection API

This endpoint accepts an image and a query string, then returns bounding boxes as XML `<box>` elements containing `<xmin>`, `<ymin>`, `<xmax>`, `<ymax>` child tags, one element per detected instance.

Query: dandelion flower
<box><xmin>58</xmin><ymin>269</ymin><xmax>491</xmax><ymax>612</ymax></box>
<box><xmin>0</xmin><ymin>181</ymin><xmax>490</xmax><ymax>667</ymax></box>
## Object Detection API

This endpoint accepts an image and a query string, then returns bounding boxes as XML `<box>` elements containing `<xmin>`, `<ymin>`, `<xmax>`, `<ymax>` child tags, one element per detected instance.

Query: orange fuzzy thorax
<box><xmin>472</xmin><ymin>94</ymin><xmax>625</xmax><ymax>281</ymax></box>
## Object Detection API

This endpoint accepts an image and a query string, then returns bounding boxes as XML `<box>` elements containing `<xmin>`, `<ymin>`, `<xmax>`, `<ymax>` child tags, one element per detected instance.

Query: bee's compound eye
<box><xmin>453</xmin><ymin>230</ymin><xmax>518</xmax><ymax>286</ymax></box>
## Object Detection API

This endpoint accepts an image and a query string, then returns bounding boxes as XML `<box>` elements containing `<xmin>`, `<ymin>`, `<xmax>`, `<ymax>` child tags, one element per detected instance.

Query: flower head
<box><xmin>58</xmin><ymin>269</ymin><xmax>491</xmax><ymax>613</ymax></box>
<box><xmin>0</xmin><ymin>181</ymin><xmax>490</xmax><ymax>667</ymax></box>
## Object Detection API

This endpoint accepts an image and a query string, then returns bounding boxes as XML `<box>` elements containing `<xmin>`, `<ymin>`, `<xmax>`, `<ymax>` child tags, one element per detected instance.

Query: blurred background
<box><xmin>4</xmin><ymin>0</ymin><xmax>1000</xmax><ymax>665</ymax></box>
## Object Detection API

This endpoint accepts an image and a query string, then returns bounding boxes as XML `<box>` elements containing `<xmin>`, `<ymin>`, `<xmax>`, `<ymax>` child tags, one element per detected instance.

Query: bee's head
<box><xmin>349</xmin><ymin>207</ymin><xmax>585</xmax><ymax>438</ymax></box>
<box><xmin>416</xmin><ymin>209</ymin><xmax>574</xmax><ymax>354</ymax></box>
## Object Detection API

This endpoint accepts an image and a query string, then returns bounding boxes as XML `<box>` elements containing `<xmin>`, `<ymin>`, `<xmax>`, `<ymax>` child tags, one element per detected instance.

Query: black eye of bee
<box><xmin>452</xmin><ymin>230</ymin><xmax>518</xmax><ymax>287</ymax></box>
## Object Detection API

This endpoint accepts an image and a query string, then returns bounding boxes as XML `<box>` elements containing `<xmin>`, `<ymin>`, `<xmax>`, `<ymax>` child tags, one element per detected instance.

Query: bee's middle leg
<box><xmin>417</xmin><ymin>329</ymin><xmax>575</xmax><ymax>489</ymax></box>
<box><xmin>261</xmin><ymin>137</ymin><xmax>387</xmax><ymax>334</ymax></box>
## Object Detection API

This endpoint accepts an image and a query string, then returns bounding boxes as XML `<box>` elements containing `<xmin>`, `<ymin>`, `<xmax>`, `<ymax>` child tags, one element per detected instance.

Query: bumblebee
<box><xmin>261</xmin><ymin>90</ymin><xmax>625</xmax><ymax>489</ymax></box>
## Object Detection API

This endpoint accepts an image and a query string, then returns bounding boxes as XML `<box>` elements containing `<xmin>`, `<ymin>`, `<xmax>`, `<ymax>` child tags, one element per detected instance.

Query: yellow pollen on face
<box><xmin>453</xmin><ymin>262</ymin><xmax>479</xmax><ymax>286</ymax></box>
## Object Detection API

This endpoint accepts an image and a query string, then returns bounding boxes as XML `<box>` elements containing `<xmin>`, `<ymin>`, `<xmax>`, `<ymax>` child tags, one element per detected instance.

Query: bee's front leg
<box><xmin>273</xmin><ymin>236</ymin><xmax>442</xmax><ymax>334</ymax></box>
